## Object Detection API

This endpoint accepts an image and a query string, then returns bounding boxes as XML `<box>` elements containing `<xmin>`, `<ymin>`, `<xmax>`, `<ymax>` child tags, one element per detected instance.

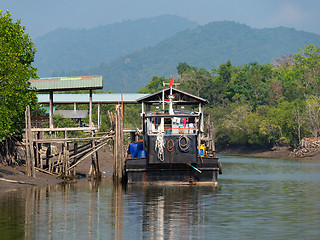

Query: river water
<box><xmin>1</xmin><ymin>155</ymin><xmax>320</xmax><ymax>240</ymax></box>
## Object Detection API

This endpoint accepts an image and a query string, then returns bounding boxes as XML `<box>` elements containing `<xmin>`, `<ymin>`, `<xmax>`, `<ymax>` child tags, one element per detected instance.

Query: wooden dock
<box><xmin>24</xmin><ymin>105</ymin><xmax>115</xmax><ymax>179</ymax></box>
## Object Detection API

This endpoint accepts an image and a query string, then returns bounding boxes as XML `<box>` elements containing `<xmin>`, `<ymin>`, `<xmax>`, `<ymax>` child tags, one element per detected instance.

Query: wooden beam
<box><xmin>66</xmin><ymin>141</ymin><xmax>109</xmax><ymax>171</ymax></box>
<box><xmin>32</xmin><ymin>135</ymin><xmax>113</xmax><ymax>143</ymax></box>
<box><xmin>30</xmin><ymin>127</ymin><xmax>97</xmax><ymax>132</ymax></box>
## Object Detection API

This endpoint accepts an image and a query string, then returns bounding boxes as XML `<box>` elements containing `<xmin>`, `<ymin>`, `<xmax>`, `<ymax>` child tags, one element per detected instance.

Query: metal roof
<box><xmin>136</xmin><ymin>88</ymin><xmax>208</xmax><ymax>105</ymax></box>
<box><xmin>30</xmin><ymin>75</ymin><xmax>103</xmax><ymax>91</ymax></box>
<box><xmin>37</xmin><ymin>93</ymin><xmax>148</xmax><ymax>104</ymax></box>
<box><xmin>54</xmin><ymin>110</ymin><xmax>88</xmax><ymax>119</ymax></box>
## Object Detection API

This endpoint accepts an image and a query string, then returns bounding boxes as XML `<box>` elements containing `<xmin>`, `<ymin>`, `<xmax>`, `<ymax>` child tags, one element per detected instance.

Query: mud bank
<box><xmin>0</xmin><ymin>146</ymin><xmax>115</xmax><ymax>191</ymax></box>
<box><xmin>218</xmin><ymin>146</ymin><xmax>320</xmax><ymax>162</ymax></box>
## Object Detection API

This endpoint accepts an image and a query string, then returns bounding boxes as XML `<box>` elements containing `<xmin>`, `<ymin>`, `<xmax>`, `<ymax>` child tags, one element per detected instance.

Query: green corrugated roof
<box><xmin>30</xmin><ymin>75</ymin><xmax>103</xmax><ymax>91</ymax></box>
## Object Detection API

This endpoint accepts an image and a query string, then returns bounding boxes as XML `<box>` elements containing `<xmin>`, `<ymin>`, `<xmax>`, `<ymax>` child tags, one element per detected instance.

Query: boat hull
<box><xmin>125</xmin><ymin>156</ymin><xmax>220</xmax><ymax>184</ymax></box>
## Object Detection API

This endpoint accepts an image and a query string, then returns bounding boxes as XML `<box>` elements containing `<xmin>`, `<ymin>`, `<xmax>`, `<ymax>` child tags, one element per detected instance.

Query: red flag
<box><xmin>169</xmin><ymin>76</ymin><xmax>174</xmax><ymax>88</ymax></box>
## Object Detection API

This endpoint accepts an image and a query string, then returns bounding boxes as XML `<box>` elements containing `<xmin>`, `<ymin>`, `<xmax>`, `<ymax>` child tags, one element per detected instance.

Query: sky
<box><xmin>1</xmin><ymin>0</ymin><xmax>320</xmax><ymax>38</ymax></box>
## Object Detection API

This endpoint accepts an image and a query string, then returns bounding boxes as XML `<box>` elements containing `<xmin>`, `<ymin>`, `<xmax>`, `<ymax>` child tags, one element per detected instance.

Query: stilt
<box><xmin>113</xmin><ymin>105</ymin><xmax>124</xmax><ymax>182</ymax></box>
<box><xmin>25</xmin><ymin>105</ymin><xmax>36</xmax><ymax>177</ymax></box>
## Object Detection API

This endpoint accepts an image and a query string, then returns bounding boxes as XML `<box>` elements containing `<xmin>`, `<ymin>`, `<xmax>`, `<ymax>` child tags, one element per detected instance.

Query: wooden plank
<box><xmin>30</xmin><ymin>127</ymin><xmax>97</xmax><ymax>132</ymax></box>
<box><xmin>32</xmin><ymin>135</ymin><xmax>112</xmax><ymax>143</ymax></box>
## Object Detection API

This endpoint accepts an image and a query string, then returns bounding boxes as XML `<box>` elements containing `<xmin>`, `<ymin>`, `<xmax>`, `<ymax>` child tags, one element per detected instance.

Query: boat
<box><xmin>124</xmin><ymin>83</ymin><xmax>222</xmax><ymax>184</ymax></box>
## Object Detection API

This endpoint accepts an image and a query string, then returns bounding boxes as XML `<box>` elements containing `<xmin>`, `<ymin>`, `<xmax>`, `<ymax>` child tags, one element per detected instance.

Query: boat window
<box><xmin>146</xmin><ymin>116</ymin><xmax>197</xmax><ymax>135</ymax></box>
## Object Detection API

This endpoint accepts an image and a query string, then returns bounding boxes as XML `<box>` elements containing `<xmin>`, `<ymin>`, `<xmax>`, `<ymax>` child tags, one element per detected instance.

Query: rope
<box><xmin>178</xmin><ymin>135</ymin><xmax>190</xmax><ymax>152</ymax></box>
<box><xmin>167</xmin><ymin>139</ymin><xmax>174</xmax><ymax>152</ymax></box>
<box><xmin>155</xmin><ymin>132</ymin><xmax>165</xmax><ymax>162</ymax></box>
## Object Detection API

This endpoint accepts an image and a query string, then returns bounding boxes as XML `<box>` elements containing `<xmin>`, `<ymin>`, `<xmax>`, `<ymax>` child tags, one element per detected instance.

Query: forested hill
<box><xmin>65</xmin><ymin>21</ymin><xmax>320</xmax><ymax>93</ymax></box>
<box><xmin>34</xmin><ymin>15</ymin><xmax>198</xmax><ymax>77</ymax></box>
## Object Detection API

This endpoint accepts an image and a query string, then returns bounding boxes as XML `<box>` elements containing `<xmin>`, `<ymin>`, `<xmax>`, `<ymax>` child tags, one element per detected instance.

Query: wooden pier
<box><xmin>24</xmin><ymin>75</ymin><xmax>130</xmax><ymax>180</ymax></box>
<box><xmin>24</xmin><ymin>104</ymin><xmax>114</xmax><ymax>178</ymax></box>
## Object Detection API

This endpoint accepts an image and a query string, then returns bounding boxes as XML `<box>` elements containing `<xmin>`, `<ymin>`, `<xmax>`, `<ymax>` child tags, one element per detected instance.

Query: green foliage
<box><xmin>138</xmin><ymin>76</ymin><xmax>168</xmax><ymax>93</ymax></box>
<box><xmin>50</xmin><ymin>41</ymin><xmax>320</xmax><ymax>149</ymax></box>
<box><xmin>159</xmin><ymin>44</ymin><xmax>320</xmax><ymax>148</ymax></box>
<box><xmin>0</xmin><ymin>10</ymin><xmax>37</xmax><ymax>141</ymax></box>
<box><xmin>43</xmin><ymin>114</ymin><xmax>88</xmax><ymax>138</ymax></box>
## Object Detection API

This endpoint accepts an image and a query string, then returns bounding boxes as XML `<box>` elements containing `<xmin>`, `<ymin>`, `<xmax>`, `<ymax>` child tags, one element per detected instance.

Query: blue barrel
<box><xmin>138</xmin><ymin>150</ymin><xmax>146</xmax><ymax>158</ymax></box>
<box><xmin>129</xmin><ymin>143</ymin><xmax>143</xmax><ymax>158</ymax></box>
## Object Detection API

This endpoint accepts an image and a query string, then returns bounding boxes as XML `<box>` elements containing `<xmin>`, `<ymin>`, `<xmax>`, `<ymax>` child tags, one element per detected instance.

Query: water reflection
<box><xmin>0</xmin><ymin>179</ymin><xmax>111</xmax><ymax>240</ymax></box>
<box><xmin>125</xmin><ymin>185</ymin><xmax>219</xmax><ymax>239</ymax></box>
<box><xmin>0</xmin><ymin>190</ymin><xmax>26</xmax><ymax>239</ymax></box>
<box><xmin>113</xmin><ymin>183</ymin><xmax>124</xmax><ymax>240</ymax></box>
<box><xmin>1</xmin><ymin>155</ymin><xmax>320</xmax><ymax>239</ymax></box>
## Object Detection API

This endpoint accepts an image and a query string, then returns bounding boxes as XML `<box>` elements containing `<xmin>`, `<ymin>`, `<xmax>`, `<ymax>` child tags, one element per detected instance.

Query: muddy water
<box><xmin>1</xmin><ymin>155</ymin><xmax>320</xmax><ymax>239</ymax></box>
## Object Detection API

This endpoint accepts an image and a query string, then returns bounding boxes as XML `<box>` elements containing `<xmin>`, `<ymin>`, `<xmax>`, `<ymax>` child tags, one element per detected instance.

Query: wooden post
<box><xmin>73</xmin><ymin>142</ymin><xmax>78</xmax><ymax>176</ymax></box>
<box><xmin>28</xmin><ymin>107</ymin><xmax>36</xmax><ymax>177</ymax></box>
<box><xmin>89</xmin><ymin>89</ymin><xmax>93</xmax><ymax>127</ymax></box>
<box><xmin>62</xmin><ymin>130</ymin><xmax>68</xmax><ymax>177</ymax></box>
<box><xmin>25</xmin><ymin>106</ymin><xmax>31</xmax><ymax>176</ymax></box>
<box><xmin>113</xmin><ymin>105</ymin><xmax>124</xmax><ymax>182</ymax></box>
<box><xmin>113</xmin><ymin>107</ymin><xmax>119</xmax><ymax>181</ymax></box>
<box><xmin>90</xmin><ymin>129</ymin><xmax>100</xmax><ymax>179</ymax></box>
<box><xmin>98</xmin><ymin>103</ymin><xmax>100</xmax><ymax>129</ymax></box>
<box><xmin>49</xmin><ymin>91</ymin><xmax>54</xmax><ymax>129</ymax></box>
<box><xmin>35</xmin><ymin>131</ymin><xmax>40</xmax><ymax>167</ymax></box>
<box><xmin>211</xmin><ymin>121</ymin><xmax>216</xmax><ymax>155</ymax></box>
<box><xmin>205</xmin><ymin>115</ymin><xmax>216</xmax><ymax>156</ymax></box>
<box><xmin>25</xmin><ymin>105</ymin><xmax>36</xmax><ymax>177</ymax></box>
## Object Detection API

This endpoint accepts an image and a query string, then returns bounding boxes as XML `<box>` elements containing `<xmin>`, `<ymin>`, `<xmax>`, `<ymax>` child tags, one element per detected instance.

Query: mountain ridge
<box><xmin>65</xmin><ymin>21</ymin><xmax>320</xmax><ymax>92</ymax></box>
<box><xmin>34</xmin><ymin>14</ymin><xmax>198</xmax><ymax>76</ymax></box>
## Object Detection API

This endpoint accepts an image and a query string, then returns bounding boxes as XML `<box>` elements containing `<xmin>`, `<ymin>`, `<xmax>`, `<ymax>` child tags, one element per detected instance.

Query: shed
<box><xmin>54</xmin><ymin>110</ymin><xmax>88</xmax><ymax>127</ymax></box>
<box><xmin>29</xmin><ymin>75</ymin><xmax>103</xmax><ymax>129</ymax></box>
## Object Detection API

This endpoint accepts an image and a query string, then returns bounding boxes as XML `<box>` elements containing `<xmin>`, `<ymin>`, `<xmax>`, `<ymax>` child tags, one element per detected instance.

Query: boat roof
<box><xmin>136</xmin><ymin>88</ymin><xmax>208</xmax><ymax>105</ymax></box>
<box><xmin>145</xmin><ymin>109</ymin><xmax>198</xmax><ymax>117</ymax></box>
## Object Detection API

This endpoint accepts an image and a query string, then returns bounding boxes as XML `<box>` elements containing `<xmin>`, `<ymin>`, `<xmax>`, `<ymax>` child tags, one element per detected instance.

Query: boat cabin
<box><xmin>137</xmin><ymin>87</ymin><xmax>207</xmax><ymax>134</ymax></box>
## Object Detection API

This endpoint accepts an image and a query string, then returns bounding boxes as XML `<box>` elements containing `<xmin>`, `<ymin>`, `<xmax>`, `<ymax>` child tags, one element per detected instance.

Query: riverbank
<box><xmin>0</xmin><ymin>145</ymin><xmax>115</xmax><ymax>191</ymax></box>
<box><xmin>218</xmin><ymin>146</ymin><xmax>320</xmax><ymax>162</ymax></box>
<box><xmin>0</xmin><ymin>164</ymin><xmax>64</xmax><ymax>191</ymax></box>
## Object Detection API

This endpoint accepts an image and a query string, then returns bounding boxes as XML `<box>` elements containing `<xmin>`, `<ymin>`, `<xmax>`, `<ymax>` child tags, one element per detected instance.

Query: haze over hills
<box><xmin>34</xmin><ymin>15</ymin><xmax>198</xmax><ymax>77</ymax></box>
<box><xmin>33</xmin><ymin>15</ymin><xmax>320</xmax><ymax>93</ymax></box>
<box><xmin>62</xmin><ymin>21</ymin><xmax>320</xmax><ymax>93</ymax></box>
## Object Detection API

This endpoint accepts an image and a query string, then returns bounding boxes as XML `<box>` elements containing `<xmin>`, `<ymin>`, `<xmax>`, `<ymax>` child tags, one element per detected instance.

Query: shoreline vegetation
<box><xmin>1</xmin><ymin>145</ymin><xmax>319</xmax><ymax>191</ymax></box>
